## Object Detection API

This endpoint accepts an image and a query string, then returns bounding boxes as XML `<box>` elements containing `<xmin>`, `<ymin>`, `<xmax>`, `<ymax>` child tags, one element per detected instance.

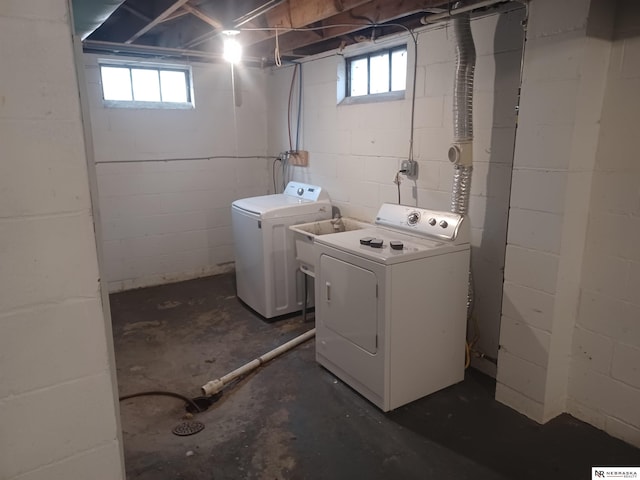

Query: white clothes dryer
<box><xmin>232</xmin><ymin>182</ymin><xmax>331</xmax><ymax>319</ymax></box>
<box><xmin>313</xmin><ymin>203</ymin><xmax>470</xmax><ymax>411</ymax></box>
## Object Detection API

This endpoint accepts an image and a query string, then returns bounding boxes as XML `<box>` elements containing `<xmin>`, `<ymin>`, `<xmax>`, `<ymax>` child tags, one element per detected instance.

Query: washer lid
<box><xmin>233</xmin><ymin>194</ymin><xmax>331</xmax><ymax>219</ymax></box>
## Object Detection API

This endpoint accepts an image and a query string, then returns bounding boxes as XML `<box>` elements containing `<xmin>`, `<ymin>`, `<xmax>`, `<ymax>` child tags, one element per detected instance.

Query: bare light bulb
<box><xmin>223</xmin><ymin>30</ymin><xmax>242</xmax><ymax>64</ymax></box>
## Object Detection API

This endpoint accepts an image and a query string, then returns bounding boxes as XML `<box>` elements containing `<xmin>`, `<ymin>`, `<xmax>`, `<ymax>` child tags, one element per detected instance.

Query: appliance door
<box><xmin>320</xmin><ymin>255</ymin><xmax>378</xmax><ymax>354</ymax></box>
<box><xmin>232</xmin><ymin>206</ymin><xmax>266</xmax><ymax>316</ymax></box>
<box><xmin>316</xmin><ymin>250</ymin><xmax>384</xmax><ymax>404</ymax></box>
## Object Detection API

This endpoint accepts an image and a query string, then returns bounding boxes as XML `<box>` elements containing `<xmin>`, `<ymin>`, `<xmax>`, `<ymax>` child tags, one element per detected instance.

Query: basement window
<box><xmin>99</xmin><ymin>62</ymin><xmax>194</xmax><ymax>108</ymax></box>
<box><xmin>344</xmin><ymin>45</ymin><xmax>407</xmax><ymax>103</ymax></box>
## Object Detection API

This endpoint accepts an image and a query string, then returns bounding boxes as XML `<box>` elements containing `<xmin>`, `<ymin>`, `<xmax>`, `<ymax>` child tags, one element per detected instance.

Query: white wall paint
<box><xmin>0</xmin><ymin>1</ymin><xmax>124</xmax><ymax>478</ymax></box>
<box><xmin>497</xmin><ymin>0</ymin><xmax>613</xmax><ymax>425</ymax></box>
<box><xmin>569</xmin><ymin>0</ymin><xmax>640</xmax><ymax>447</ymax></box>
<box><xmin>495</xmin><ymin>0</ymin><xmax>640</xmax><ymax>448</ymax></box>
<box><xmin>84</xmin><ymin>55</ymin><xmax>271</xmax><ymax>292</ymax></box>
<box><xmin>266</xmin><ymin>8</ymin><xmax>525</xmax><ymax>374</ymax></box>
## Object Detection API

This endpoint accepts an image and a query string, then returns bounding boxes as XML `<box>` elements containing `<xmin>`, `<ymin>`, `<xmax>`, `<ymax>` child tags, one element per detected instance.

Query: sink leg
<box><xmin>302</xmin><ymin>271</ymin><xmax>308</xmax><ymax>322</ymax></box>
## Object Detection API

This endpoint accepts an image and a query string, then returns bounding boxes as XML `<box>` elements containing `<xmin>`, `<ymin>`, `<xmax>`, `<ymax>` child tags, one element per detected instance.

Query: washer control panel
<box><xmin>284</xmin><ymin>181</ymin><xmax>327</xmax><ymax>202</ymax></box>
<box><xmin>375</xmin><ymin>203</ymin><xmax>465</xmax><ymax>242</ymax></box>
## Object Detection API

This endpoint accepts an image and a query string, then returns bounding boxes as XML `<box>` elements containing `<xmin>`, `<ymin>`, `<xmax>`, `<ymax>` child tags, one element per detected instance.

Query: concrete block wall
<box><xmin>568</xmin><ymin>0</ymin><xmax>640</xmax><ymax>446</ymax></box>
<box><xmin>496</xmin><ymin>0</ymin><xmax>640</xmax><ymax>448</ymax></box>
<box><xmin>267</xmin><ymin>7</ymin><xmax>525</xmax><ymax>373</ymax></box>
<box><xmin>497</xmin><ymin>0</ymin><xmax>613</xmax><ymax>424</ymax></box>
<box><xmin>84</xmin><ymin>55</ymin><xmax>270</xmax><ymax>291</ymax></box>
<box><xmin>0</xmin><ymin>1</ymin><xmax>124</xmax><ymax>478</ymax></box>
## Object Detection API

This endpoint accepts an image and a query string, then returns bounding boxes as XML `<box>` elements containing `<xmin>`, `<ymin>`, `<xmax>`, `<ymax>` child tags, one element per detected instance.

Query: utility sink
<box><xmin>289</xmin><ymin>217</ymin><xmax>371</xmax><ymax>276</ymax></box>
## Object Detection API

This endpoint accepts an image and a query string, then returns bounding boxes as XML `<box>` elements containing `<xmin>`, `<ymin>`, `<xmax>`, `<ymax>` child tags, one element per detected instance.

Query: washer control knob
<box><xmin>428</xmin><ymin>217</ymin><xmax>437</xmax><ymax>226</ymax></box>
<box><xmin>297</xmin><ymin>187</ymin><xmax>304</xmax><ymax>196</ymax></box>
<box><xmin>439</xmin><ymin>220</ymin><xmax>448</xmax><ymax>228</ymax></box>
<box><xmin>407</xmin><ymin>212</ymin><xmax>420</xmax><ymax>225</ymax></box>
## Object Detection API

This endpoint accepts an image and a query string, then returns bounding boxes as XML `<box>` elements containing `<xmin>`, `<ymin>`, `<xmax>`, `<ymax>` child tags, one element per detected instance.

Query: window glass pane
<box><xmin>160</xmin><ymin>70</ymin><xmax>188</xmax><ymax>103</ymax></box>
<box><xmin>131</xmin><ymin>68</ymin><xmax>161</xmax><ymax>102</ymax></box>
<box><xmin>101</xmin><ymin>66</ymin><xmax>132</xmax><ymax>101</ymax></box>
<box><xmin>391</xmin><ymin>49</ymin><xmax>407</xmax><ymax>91</ymax></box>
<box><xmin>350</xmin><ymin>58</ymin><xmax>368</xmax><ymax>97</ymax></box>
<box><xmin>369</xmin><ymin>52</ymin><xmax>389</xmax><ymax>94</ymax></box>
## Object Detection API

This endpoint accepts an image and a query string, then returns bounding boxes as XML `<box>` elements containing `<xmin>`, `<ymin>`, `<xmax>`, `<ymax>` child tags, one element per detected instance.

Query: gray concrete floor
<box><xmin>111</xmin><ymin>273</ymin><xmax>640</xmax><ymax>480</ymax></box>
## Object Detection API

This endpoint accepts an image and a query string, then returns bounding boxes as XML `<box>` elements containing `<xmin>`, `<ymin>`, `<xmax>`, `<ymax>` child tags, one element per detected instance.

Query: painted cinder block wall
<box><xmin>496</xmin><ymin>0</ymin><xmax>613</xmax><ymax>421</ymax></box>
<box><xmin>84</xmin><ymin>55</ymin><xmax>270</xmax><ymax>292</ymax></box>
<box><xmin>497</xmin><ymin>0</ymin><xmax>640</xmax><ymax>447</ymax></box>
<box><xmin>0</xmin><ymin>1</ymin><xmax>124</xmax><ymax>478</ymax></box>
<box><xmin>568</xmin><ymin>0</ymin><xmax>640</xmax><ymax>447</ymax></box>
<box><xmin>267</xmin><ymin>7</ymin><xmax>526</xmax><ymax>377</ymax></box>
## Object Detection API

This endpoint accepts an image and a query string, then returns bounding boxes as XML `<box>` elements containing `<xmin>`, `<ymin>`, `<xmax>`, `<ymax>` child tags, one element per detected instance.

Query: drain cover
<box><xmin>172</xmin><ymin>421</ymin><xmax>205</xmax><ymax>436</ymax></box>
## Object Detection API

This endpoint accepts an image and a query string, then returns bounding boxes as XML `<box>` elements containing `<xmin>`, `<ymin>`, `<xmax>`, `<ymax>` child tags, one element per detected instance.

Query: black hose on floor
<box><xmin>119</xmin><ymin>391</ymin><xmax>203</xmax><ymax>413</ymax></box>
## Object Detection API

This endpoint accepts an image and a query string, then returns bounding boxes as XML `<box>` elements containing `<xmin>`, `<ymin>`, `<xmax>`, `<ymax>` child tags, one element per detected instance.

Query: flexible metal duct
<box><xmin>452</xmin><ymin>12</ymin><xmax>476</xmax><ymax>144</ymax></box>
<box><xmin>451</xmin><ymin>164</ymin><xmax>473</xmax><ymax>215</ymax></box>
<box><xmin>449</xmin><ymin>8</ymin><xmax>476</xmax><ymax>216</ymax></box>
<box><xmin>449</xmin><ymin>6</ymin><xmax>476</xmax><ymax>319</ymax></box>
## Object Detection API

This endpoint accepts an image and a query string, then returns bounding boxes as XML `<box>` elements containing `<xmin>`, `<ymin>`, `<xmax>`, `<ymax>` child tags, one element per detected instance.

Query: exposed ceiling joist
<box><xmin>288</xmin><ymin>0</ymin><xmax>367</xmax><ymax>28</ymax></box>
<box><xmin>125</xmin><ymin>0</ymin><xmax>191</xmax><ymax>44</ymax></box>
<box><xmin>236</xmin><ymin>0</ymin><xmax>369</xmax><ymax>49</ymax></box>
<box><xmin>234</xmin><ymin>0</ymin><xmax>286</xmax><ymax>27</ymax></box>
<box><xmin>120</xmin><ymin>3</ymin><xmax>152</xmax><ymax>23</ymax></box>
<box><xmin>255</xmin><ymin>0</ymin><xmax>444</xmax><ymax>55</ymax></box>
<box><xmin>181</xmin><ymin>4</ymin><xmax>225</xmax><ymax>29</ymax></box>
<box><xmin>160</xmin><ymin>10</ymin><xmax>190</xmax><ymax>23</ymax></box>
<box><xmin>82</xmin><ymin>0</ymin><xmax>512</xmax><ymax>65</ymax></box>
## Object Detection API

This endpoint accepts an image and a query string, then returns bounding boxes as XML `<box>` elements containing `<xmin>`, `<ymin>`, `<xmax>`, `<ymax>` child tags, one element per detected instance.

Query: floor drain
<box><xmin>172</xmin><ymin>421</ymin><xmax>205</xmax><ymax>436</ymax></box>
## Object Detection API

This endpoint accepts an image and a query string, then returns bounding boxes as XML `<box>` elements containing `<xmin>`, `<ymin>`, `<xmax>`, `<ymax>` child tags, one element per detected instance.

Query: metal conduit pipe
<box><xmin>420</xmin><ymin>0</ymin><xmax>510</xmax><ymax>24</ymax></box>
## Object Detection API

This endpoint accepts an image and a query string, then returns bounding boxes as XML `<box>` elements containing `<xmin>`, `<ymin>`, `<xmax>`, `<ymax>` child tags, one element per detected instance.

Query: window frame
<box><xmin>345</xmin><ymin>45</ymin><xmax>407</xmax><ymax>99</ymax></box>
<box><xmin>98</xmin><ymin>60</ymin><xmax>195</xmax><ymax>109</ymax></box>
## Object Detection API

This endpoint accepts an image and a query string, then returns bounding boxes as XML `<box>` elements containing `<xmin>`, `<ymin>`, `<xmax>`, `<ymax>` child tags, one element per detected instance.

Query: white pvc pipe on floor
<box><xmin>201</xmin><ymin>328</ymin><xmax>316</xmax><ymax>396</ymax></box>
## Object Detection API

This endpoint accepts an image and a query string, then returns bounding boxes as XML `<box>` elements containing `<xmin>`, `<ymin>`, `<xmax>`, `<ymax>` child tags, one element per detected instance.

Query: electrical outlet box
<box><xmin>401</xmin><ymin>159</ymin><xmax>417</xmax><ymax>177</ymax></box>
<box><xmin>290</xmin><ymin>150</ymin><xmax>309</xmax><ymax>166</ymax></box>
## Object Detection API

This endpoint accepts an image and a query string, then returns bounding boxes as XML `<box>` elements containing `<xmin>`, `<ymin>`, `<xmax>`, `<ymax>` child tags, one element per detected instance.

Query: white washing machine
<box><xmin>314</xmin><ymin>203</ymin><xmax>470</xmax><ymax>411</ymax></box>
<box><xmin>232</xmin><ymin>182</ymin><xmax>331</xmax><ymax>319</ymax></box>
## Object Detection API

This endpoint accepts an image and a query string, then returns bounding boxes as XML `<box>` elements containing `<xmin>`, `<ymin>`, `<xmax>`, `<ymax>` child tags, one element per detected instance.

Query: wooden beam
<box><xmin>233</xmin><ymin>0</ymin><xmax>286</xmax><ymax>27</ymax></box>
<box><xmin>288</xmin><ymin>0</ymin><xmax>360</xmax><ymax>28</ymax></box>
<box><xmin>120</xmin><ymin>4</ymin><xmax>152</xmax><ymax>23</ymax></box>
<box><xmin>125</xmin><ymin>0</ymin><xmax>191</xmax><ymax>44</ymax></box>
<box><xmin>182</xmin><ymin>4</ymin><xmax>225</xmax><ymax>29</ymax></box>
<box><xmin>270</xmin><ymin>0</ymin><xmax>370</xmax><ymax>28</ymax></box>
<box><xmin>261</xmin><ymin>0</ymin><xmax>446</xmax><ymax>54</ymax></box>
<box><xmin>238</xmin><ymin>0</ymin><xmax>369</xmax><ymax>47</ymax></box>
<box><xmin>160</xmin><ymin>10</ymin><xmax>190</xmax><ymax>23</ymax></box>
<box><xmin>182</xmin><ymin>29</ymin><xmax>220</xmax><ymax>49</ymax></box>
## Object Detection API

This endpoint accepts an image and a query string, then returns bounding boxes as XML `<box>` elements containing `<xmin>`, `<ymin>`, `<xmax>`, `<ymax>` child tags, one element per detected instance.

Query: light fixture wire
<box><xmin>275</xmin><ymin>28</ymin><xmax>282</xmax><ymax>66</ymax></box>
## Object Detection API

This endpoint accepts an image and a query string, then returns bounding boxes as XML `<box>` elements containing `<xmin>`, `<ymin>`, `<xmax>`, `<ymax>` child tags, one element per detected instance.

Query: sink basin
<box><xmin>289</xmin><ymin>217</ymin><xmax>371</xmax><ymax>276</ymax></box>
